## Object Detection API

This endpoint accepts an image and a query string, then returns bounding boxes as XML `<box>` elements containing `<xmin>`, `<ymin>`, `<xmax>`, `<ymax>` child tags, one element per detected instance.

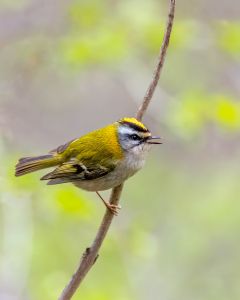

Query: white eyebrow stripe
<box><xmin>118</xmin><ymin>126</ymin><xmax>137</xmax><ymax>136</ymax></box>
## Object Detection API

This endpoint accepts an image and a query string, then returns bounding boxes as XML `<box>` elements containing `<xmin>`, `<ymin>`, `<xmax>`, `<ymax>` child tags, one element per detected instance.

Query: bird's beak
<box><xmin>146</xmin><ymin>136</ymin><xmax>162</xmax><ymax>144</ymax></box>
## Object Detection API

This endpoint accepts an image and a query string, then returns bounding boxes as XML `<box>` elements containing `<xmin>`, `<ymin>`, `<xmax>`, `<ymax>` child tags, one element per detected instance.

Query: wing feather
<box><xmin>41</xmin><ymin>158</ymin><xmax>115</xmax><ymax>184</ymax></box>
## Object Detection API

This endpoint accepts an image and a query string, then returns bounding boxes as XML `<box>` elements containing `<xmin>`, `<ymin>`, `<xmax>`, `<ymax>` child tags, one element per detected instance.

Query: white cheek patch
<box><xmin>118</xmin><ymin>126</ymin><xmax>140</xmax><ymax>150</ymax></box>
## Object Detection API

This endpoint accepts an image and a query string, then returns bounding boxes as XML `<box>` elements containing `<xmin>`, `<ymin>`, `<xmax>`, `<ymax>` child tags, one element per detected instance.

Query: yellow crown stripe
<box><xmin>119</xmin><ymin>117</ymin><xmax>148</xmax><ymax>131</ymax></box>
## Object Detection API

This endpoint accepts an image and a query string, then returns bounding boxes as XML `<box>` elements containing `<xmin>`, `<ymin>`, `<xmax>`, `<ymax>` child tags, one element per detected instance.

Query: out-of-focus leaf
<box><xmin>217</xmin><ymin>22</ymin><xmax>240</xmax><ymax>58</ymax></box>
<box><xmin>143</xmin><ymin>20</ymin><xmax>201</xmax><ymax>53</ymax></box>
<box><xmin>54</xmin><ymin>186</ymin><xmax>94</xmax><ymax>218</ymax></box>
<box><xmin>168</xmin><ymin>90</ymin><xmax>240</xmax><ymax>137</ymax></box>
<box><xmin>118</xmin><ymin>0</ymin><xmax>160</xmax><ymax>28</ymax></box>
<box><xmin>141</xmin><ymin>22</ymin><xmax>164</xmax><ymax>53</ymax></box>
<box><xmin>212</xmin><ymin>95</ymin><xmax>240</xmax><ymax>130</ymax></box>
<box><xmin>68</xmin><ymin>1</ymin><xmax>105</xmax><ymax>29</ymax></box>
<box><xmin>171</xmin><ymin>20</ymin><xmax>201</xmax><ymax>49</ymax></box>
<box><xmin>168</xmin><ymin>90</ymin><xmax>209</xmax><ymax>138</ymax></box>
<box><xmin>59</xmin><ymin>28</ymin><xmax>127</xmax><ymax>68</ymax></box>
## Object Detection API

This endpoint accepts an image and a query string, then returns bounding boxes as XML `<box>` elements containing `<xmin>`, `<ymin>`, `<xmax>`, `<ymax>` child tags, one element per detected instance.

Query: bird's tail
<box><xmin>15</xmin><ymin>154</ymin><xmax>60</xmax><ymax>177</ymax></box>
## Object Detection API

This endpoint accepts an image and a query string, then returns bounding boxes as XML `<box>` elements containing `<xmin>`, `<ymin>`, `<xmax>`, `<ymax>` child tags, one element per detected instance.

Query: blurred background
<box><xmin>0</xmin><ymin>0</ymin><xmax>240</xmax><ymax>299</ymax></box>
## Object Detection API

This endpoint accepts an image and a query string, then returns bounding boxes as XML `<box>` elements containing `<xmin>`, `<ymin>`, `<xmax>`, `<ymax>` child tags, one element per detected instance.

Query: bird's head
<box><xmin>117</xmin><ymin>117</ymin><xmax>161</xmax><ymax>153</ymax></box>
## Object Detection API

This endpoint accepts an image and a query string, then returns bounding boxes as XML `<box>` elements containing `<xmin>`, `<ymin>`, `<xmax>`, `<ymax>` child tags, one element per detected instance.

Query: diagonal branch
<box><xmin>59</xmin><ymin>1</ymin><xmax>176</xmax><ymax>299</ymax></box>
<box><xmin>59</xmin><ymin>184</ymin><xmax>123</xmax><ymax>300</ymax></box>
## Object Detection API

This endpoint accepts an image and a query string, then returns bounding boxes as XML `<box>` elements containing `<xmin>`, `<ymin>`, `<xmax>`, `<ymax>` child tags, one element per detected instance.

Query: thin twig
<box><xmin>59</xmin><ymin>1</ymin><xmax>175</xmax><ymax>299</ymax></box>
<box><xmin>136</xmin><ymin>0</ymin><xmax>176</xmax><ymax>121</ymax></box>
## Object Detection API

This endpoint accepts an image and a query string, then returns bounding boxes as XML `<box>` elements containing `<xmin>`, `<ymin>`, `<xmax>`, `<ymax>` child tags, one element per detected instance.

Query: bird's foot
<box><xmin>96</xmin><ymin>191</ymin><xmax>121</xmax><ymax>216</ymax></box>
<box><xmin>106</xmin><ymin>203</ymin><xmax>121</xmax><ymax>216</ymax></box>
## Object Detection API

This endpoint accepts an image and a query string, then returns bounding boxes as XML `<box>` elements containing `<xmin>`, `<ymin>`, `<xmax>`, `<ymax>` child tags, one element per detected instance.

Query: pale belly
<box><xmin>73</xmin><ymin>154</ymin><xmax>146</xmax><ymax>191</ymax></box>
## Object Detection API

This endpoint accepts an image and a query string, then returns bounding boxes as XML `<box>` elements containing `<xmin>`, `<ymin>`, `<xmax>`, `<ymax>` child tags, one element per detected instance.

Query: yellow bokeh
<box><xmin>214</xmin><ymin>96</ymin><xmax>240</xmax><ymax>129</ymax></box>
<box><xmin>54</xmin><ymin>187</ymin><xmax>94</xmax><ymax>218</ymax></box>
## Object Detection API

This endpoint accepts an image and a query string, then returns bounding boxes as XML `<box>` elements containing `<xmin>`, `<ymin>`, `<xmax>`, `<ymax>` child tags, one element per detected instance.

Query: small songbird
<box><xmin>15</xmin><ymin>117</ymin><xmax>161</xmax><ymax>215</ymax></box>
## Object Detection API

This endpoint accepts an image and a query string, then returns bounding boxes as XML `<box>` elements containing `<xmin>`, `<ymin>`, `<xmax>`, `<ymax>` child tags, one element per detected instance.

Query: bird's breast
<box><xmin>73</xmin><ymin>152</ymin><xmax>146</xmax><ymax>192</ymax></box>
<box><xmin>73</xmin><ymin>144</ymin><xmax>150</xmax><ymax>192</ymax></box>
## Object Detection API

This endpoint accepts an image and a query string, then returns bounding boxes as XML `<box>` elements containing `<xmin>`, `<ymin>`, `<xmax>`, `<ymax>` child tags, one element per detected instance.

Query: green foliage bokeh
<box><xmin>0</xmin><ymin>0</ymin><xmax>240</xmax><ymax>300</ymax></box>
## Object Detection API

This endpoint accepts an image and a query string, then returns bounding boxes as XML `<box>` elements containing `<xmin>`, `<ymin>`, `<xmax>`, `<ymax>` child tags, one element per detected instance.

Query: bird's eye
<box><xmin>130</xmin><ymin>134</ymin><xmax>140</xmax><ymax>140</ymax></box>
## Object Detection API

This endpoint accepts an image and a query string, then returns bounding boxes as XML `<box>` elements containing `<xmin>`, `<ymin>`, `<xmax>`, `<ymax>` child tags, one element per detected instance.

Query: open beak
<box><xmin>147</xmin><ymin>136</ymin><xmax>162</xmax><ymax>144</ymax></box>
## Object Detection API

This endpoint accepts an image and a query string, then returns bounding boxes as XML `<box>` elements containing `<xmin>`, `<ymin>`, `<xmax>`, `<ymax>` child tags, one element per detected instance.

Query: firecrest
<box><xmin>15</xmin><ymin>117</ymin><xmax>161</xmax><ymax>215</ymax></box>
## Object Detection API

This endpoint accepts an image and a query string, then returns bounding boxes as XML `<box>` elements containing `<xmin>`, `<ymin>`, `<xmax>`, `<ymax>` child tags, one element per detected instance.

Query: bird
<box><xmin>15</xmin><ymin>117</ymin><xmax>161</xmax><ymax>215</ymax></box>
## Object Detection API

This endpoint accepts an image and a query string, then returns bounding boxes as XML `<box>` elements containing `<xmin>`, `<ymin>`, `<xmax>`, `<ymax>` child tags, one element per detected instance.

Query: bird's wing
<box><xmin>43</xmin><ymin>124</ymin><xmax>122</xmax><ymax>185</ymax></box>
<box><xmin>40</xmin><ymin>158</ymin><xmax>116</xmax><ymax>184</ymax></box>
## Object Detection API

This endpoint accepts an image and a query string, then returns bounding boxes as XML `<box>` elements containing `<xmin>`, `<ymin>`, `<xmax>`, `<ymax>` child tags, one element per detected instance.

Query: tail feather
<box><xmin>15</xmin><ymin>154</ymin><xmax>60</xmax><ymax>177</ymax></box>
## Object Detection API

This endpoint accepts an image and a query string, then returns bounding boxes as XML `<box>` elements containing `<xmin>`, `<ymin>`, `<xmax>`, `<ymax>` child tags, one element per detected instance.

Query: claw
<box><xmin>107</xmin><ymin>204</ymin><xmax>121</xmax><ymax>216</ymax></box>
<box><xmin>96</xmin><ymin>191</ymin><xmax>121</xmax><ymax>216</ymax></box>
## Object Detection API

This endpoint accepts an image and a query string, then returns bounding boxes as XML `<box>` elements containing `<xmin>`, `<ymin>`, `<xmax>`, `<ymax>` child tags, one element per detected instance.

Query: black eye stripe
<box><xmin>128</xmin><ymin>134</ymin><xmax>141</xmax><ymax>140</ymax></box>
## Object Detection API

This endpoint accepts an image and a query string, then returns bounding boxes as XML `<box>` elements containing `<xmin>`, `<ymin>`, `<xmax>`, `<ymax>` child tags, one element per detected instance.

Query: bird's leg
<box><xmin>96</xmin><ymin>191</ymin><xmax>121</xmax><ymax>216</ymax></box>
